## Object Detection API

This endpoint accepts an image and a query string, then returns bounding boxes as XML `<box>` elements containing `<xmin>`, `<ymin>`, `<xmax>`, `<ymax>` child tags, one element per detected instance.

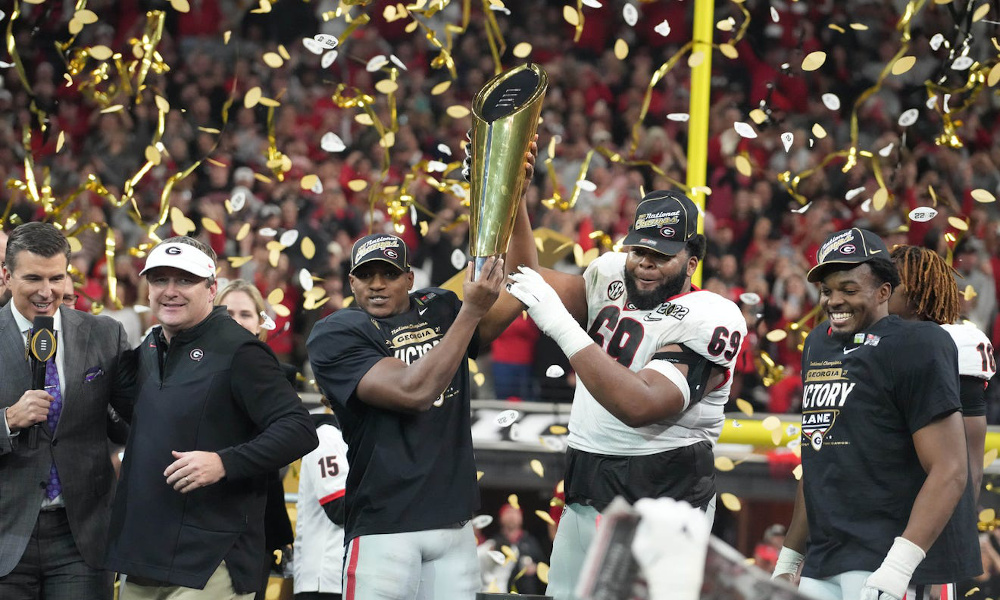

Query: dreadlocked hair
<box><xmin>890</xmin><ymin>244</ymin><xmax>960</xmax><ymax>324</ymax></box>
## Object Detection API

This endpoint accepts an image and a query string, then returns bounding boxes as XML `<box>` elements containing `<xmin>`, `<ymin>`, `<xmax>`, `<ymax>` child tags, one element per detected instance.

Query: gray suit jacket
<box><xmin>0</xmin><ymin>304</ymin><xmax>134</xmax><ymax>576</ymax></box>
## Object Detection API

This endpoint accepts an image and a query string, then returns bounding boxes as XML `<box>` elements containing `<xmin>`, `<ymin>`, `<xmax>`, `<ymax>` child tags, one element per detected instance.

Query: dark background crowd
<box><xmin>3</xmin><ymin>1</ymin><xmax>1000</xmax><ymax>414</ymax></box>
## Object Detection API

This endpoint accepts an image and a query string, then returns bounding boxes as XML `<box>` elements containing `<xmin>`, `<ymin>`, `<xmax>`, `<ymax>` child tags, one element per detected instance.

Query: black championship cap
<box><xmin>806</xmin><ymin>227</ymin><xmax>891</xmax><ymax>283</ymax></box>
<box><xmin>622</xmin><ymin>190</ymin><xmax>699</xmax><ymax>256</ymax></box>
<box><xmin>350</xmin><ymin>234</ymin><xmax>410</xmax><ymax>274</ymax></box>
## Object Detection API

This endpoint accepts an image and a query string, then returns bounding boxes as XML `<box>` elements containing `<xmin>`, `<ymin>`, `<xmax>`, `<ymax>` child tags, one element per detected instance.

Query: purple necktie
<box><xmin>44</xmin><ymin>356</ymin><xmax>63</xmax><ymax>500</ymax></box>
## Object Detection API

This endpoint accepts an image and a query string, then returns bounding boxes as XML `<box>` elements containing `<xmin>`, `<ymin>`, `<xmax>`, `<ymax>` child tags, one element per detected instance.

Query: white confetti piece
<box><xmin>576</xmin><ymin>179</ymin><xmax>596</xmax><ymax>192</ymax></box>
<box><xmin>230</xmin><ymin>190</ymin><xmax>246</xmax><ymax>212</ymax></box>
<box><xmin>878</xmin><ymin>142</ymin><xmax>894</xmax><ymax>157</ymax></box>
<box><xmin>582</xmin><ymin>0</ymin><xmax>602</xmax><ymax>7</ymax></box>
<box><xmin>299</xmin><ymin>268</ymin><xmax>314</xmax><ymax>291</ymax></box>
<box><xmin>366</xmin><ymin>55</ymin><xmax>389</xmax><ymax>72</ymax></box>
<box><xmin>427</xmin><ymin>160</ymin><xmax>448</xmax><ymax>173</ymax></box>
<box><xmin>261</xmin><ymin>312</ymin><xmax>277</xmax><ymax>330</ymax></box>
<box><xmin>791</xmin><ymin>202</ymin><xmax>811</xmax><ymax>214</ymax></box>
<box><xmin>821</xmin><ymin>93</ymin><xmax>841</xmax><ymax>111</ymax></box>
<box><xmin>898</xmin><ymin>108</ymin><xmax>919</xmax><ymax>127</ymax></box>
<box><xmin>321</xmin><ymin>50</ymin><xmax>339</xmax><ymax>69</ymax></box>
<box><xmin>545</xmin><ymin>364</ymin><xmax>565</xmax><ymax>378</ymax></box>
<box><xmin>259</xmin><ymin>227</ymin><xmax>277</xmax><ymax>237</ymax></box>
<box><xmin>733</xmin><ymin>122</ymin><xmax>758</xmax><ymax>139</ymax></box>
<box><xmin>279</xmin><ymin>229</ymin><xmax>299</xmax><ymax>247</ymax></box>
<box><xmin>302</xmin><ymin>37</ymin><xmax>324</xmax><ymax>55</ymax></box>
<box><xmin>314</xmin><ymin>34</ymin><xmax>338</xmax><ymax>49</ymax></box>
<box><xmin>952</xmin><ymin>56</ymin><xmax>974</xmax><ymax>71</ymax></box>
<box><xmin>451</xmin><ymin>183</ymin><xmax>467</xmax><ymax>199</ymax></box>
<box><xmin>781</xmin><ymin>132</ymin><xmax>794</xmax><ymax>152</ymax></box>
<box><xmin>540</xmin><ymin>436</ymin><xmax>566</xmax><ymax>451</ymax></box>
<box><xmin>860</xmin><ymin>198</ymin><xmax>872</xmax><ymax>212</ymax></box>
<box><xmin>321</xmin><ymin>132</ymin><xmax>346</xmax><ymax>153</ymax></box>
<box><xmin>908</xmin><ymin>207</ymin><xmax>938</xmax><ymax>222</ymax></box>
<box><xmin>451</xmin><ymin>248</ymin><xmax>467</xmax><ymax>271</ymax></box>
<box><xmin>925</xmin><ymin>95</ymin><xmax>938</xmax><ymax>109</ymax></box>
<box><xmin>929</xmin><ymin>33</ymin><xmax>944</xmax><ymax>51</ymax></box>
<box><xmin>496</xmin><ymin>409</ymin><xmax>520</xmax><ymax>428</ymax></box>
<box><xmin>472</xmin><ymin>515</ymin><xmax>493</xmax><ymax>529</ymax></box>
<box><xmin>311</xmin><ymin>179</ymin><xmax>323</xmax><ymax>194</ymax></box>
<box><xmin>770</xmin><ymin>6</ymin><xmax>779</xmax><ymax>22</ymax></box>
<box><xmin>390</xmin><ymin>54</ymin><xmax>408</xmax><ymax>70</ymax></box>
<box><xmin>739</xmin><ymin>292</ymin><xmax>761</xmax><ymax>305</ymax></box>
<box><xmin>845</xmin><ymin>186</ymin><xmax>866</xmax><ymax>201</ymax></box>
<box><xmin>488</xmin><ymin>550</ymin><xmax>506</xmax><ymax>565</ymax></box>
<box><xmin>666</xmin><ymin>113</ymin><xmax>690</xmax><ymax>122</ymax></box>
<box><xmin>654</xmin><ymin>20</ymin><xmax>671</xmax><ymax>37</ymax></box>
<box><xmin>622</xmin><ymin>3</ymin><xmax>638</xmax><ymax>26</ymax></box>
<box><xmin>437</xmin><ymin>143</ymin><xmax>452</xmax><ymax>156</ymax></box>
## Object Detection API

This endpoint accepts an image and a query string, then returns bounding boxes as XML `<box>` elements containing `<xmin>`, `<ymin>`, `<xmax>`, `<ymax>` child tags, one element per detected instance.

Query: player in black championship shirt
<box><xmin>772</xmin><ymin>228</ymin><xmax>980</xmax><ymax>600</ymax></box>
<box><xmin>307</xmin><ymin>161</ymin><xmax>537</xmax><ymax>600</ymax></box>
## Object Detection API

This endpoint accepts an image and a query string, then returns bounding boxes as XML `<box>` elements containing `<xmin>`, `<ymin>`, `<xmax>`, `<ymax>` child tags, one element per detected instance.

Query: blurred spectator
<box><xmin>753</xmin><ymin>523</ymin><xmax>786</xmax><ymax>573</ymax></box>
<box><xmin>490</xmin><ymin>504</ymin><xmax>547</xmax><ymax>595</ymax></box>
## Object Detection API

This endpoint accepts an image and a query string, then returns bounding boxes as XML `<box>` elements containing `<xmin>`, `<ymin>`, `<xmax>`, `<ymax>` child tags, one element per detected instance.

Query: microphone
<box><xmin>27</xmin><ymin>316</ymin><xmax>57</xmax><ymax>450</ymax></box>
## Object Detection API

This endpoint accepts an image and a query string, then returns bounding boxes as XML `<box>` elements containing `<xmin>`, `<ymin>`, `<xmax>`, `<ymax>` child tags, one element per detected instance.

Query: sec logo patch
<box><xmin>607</xmin><ymin>281</ymin><xmax>625</xmax><ymax>300</ymax></box>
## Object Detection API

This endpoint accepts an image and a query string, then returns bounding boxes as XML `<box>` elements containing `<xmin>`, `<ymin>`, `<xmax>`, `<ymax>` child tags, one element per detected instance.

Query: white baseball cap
<box><xmin>140</xmin><ymin>242</ymin><xmax>217</xmax><ymax>279</ymax></box>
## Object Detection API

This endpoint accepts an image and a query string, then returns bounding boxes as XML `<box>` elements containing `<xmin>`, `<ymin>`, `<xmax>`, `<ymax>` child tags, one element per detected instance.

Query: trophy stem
<box><xmin>473</xmin><ymin>256</ymin><xmax>490</xmax><ymax>281</ymax></box>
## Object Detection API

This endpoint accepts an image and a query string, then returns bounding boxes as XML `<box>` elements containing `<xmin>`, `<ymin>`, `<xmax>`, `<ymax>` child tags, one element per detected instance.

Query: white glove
<box><xmin>631</xmin><ymin>497</ymin><xmax>711</xmax><ymax>600</ymax></box>
<box><xmin>861</xmin><ymin>537</ymin><xmax>925</xmax><ymax>600</ymax></box>
<box><xmin>507</xmin><ymin>266</ymin><xmax>594</xmax><ymax>358</ymax></box>
<box><xmin>771</xmin><ymin>546</ymin><xmax>804</xmax><ymax>580</ymax></box>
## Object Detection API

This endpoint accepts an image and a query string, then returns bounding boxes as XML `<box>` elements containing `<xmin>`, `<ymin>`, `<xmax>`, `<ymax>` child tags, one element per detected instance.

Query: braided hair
<box><xmin>889</xmin><ymin>244</ymin><xmax>960</xmax><ymax>324</ymax></box>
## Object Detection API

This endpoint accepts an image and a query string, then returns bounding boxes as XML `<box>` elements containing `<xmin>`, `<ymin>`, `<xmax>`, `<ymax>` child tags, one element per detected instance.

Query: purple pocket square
<box><xmin>83</xmin><ymin>367</ymin><xmax>104</xmax><ymax>383</ymax></box>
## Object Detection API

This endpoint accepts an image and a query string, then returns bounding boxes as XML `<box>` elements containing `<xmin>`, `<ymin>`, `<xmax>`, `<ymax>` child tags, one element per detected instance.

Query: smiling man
<box><xmin>107</xmin><ymin>236</ymin><xmax>317</xmax><ymax>600</ymax></box>
<box><xmin>773</xmin><ymin>228</ymin><xmax>979</xmax><ymax>600</ymax></box>
<box><xmin>504</xmin><ymin>190</ymin><xmax>746</xmax><ymax>600</ymax></box>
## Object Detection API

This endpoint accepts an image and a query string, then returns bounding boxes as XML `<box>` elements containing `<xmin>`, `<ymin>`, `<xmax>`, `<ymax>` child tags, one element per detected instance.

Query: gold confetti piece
<box><xmin>378</xmin><ymin>131</ymin><xmax>396</xmax><ymax>148</ymax></box>
<box><xmin>170</xmin><ymin>207</ymin><xmax>196</xmax><ymax>236</ymax></box>
<box><xmin>375</xmin><ymin>79</ymin><xmax>399</xmax><ymax>94</ymax></box>
<box><xmin>771</xmin><ymin>429</ymin><xmax>783</xmax><ymax>446</ymax></box>
<box><xmin>812</xmin><ymin>123</ymin><xmax>827</xmax><ymax>138</ymax></box>
<box><xmin>75</xmin><ymin>9</ymin><xmax>99</xmax><ymax>24</ymax></box>
<box><xmin>207</xmin><ymin>158</ymin><xmax>228</xmax><ymax>168</ymax></box>
<box><xmin>829</xmin><ymin>23</ymin><xmax>845</xmax><ymax>33</ymax></box>
<box><xmin>228</xmin><ymin>255</ymin><xmax>253</xmax><ymax>268</ymax></box>
<box><xmin>891</xmin><ymin>56</ymin><xmax>916</xmax><ymax>76</ymax></box>
<box><xmin>244</xmin><ymin>86</ymin><xmax>262</xmax><ymax>109</ymax></box>
<box><xmin>562</xmin><ymin>5</ymin><xmax>580</xmax><ymax>26</ymax></box>
<box><xmin>715</xmin><ymin>456</ymin><xmax>735</xmax><ymax>471</ymax></box>
<box><xmin>508</xmin><ymin>494</ymin><xmax>520</xmax><ymax>510</ymax></box>
<box><xmin>965</xmin><ymin>285</ymin><xmax>978</xmax><ymax>301</ymax></box>
<box><xmin>262</xmin><ymin>52</ymin><xmax>283</xmax><ymax>68</ymax></box>
<box><xmin>473</xmin><ymin>373</ymin><xmax>486</xmax><ymax>387</ymax></box>
<box><xmin>793</xmin><ymin>464</ymin><xmax>803</xmax><ymax>480</ymax></box>
<box><xmin>258</xmin><ymin>97</ymin><xmax>280</xmax><ymax>108</ymax></box>
<box><xmin>446</xmin><ymin>105</ymin><xmax>470</xmax><ymax>119</ymax></box>
<box><xmin>948</xmin><ymin>216</ymin><xmax>969</xmax><ymax>231</ymax></box>
<box><xmin>277</xmin><ymin>44</ymin><xmax>291</xmax><ymax>60</ymax></box>
<box><xmin>267</xmin><ymin>289</ymin><xmax>285</xmax><ymax>305</ymax></box>
<box><xmin>720</xmin><ymin>493</ymin><xmax>742</xmax><ymax>512</ymax></box>
<box><xmin>347</xmin><ymin>179</ymin><xmax>368</xmax><ymax>192</ymax></box>
<box><xmin>765</xmin><ymin>329</ymin><xmax>787</xmax><ymax>342</ymax></box>
<box><xmin>56</xmin><ymin>131</ymin><xmax>66</xmax><ymax>153</ymax></box>
<box><xmin>981</xmin><ymin>508</ymin><xmax>996</xmax><ymax>523</ymax></box>
<box><xmin>873</xmin><ymin>187</ymin><xmax>889</xmax><ymax>211</ymax></box>
<box><xmin>468</xmin><ymin>358</ymin><xmax>479</xmax><ymax>374</ymax></box>
<box><xmin>749</xmin><ymin>109</ymin><xmax>768</xmax><ymax>124</ymax></box>
<box><xmin>273</xmin><ymin>304</ymin><xmax>291</xmax><ymax>317</ymax></box>
<box><xmin>301</xmin><ymin>237</ymin><xmax>315</xmax><ymax>260</ymax></box>
<box><xmin>513</xmin><ymin>43</ymin><xmax>533</xmax><ymax>58</ymax></box>
<box><xmin>537</xmin><ymin>563</ymin><xmax>550</xmax><ymax>585</ymax></box>
<box><xmin>155</xmin><ymin>95</ymin><xmax>170</xmax><ymax>112</ymax></box>
<box><xmin>963</xmin><ymin>587</ymin><xmax>979</xmax><ymax>597</ymax></box>
<box><xmin>688</xmin><ymin>51</ymin><xmax>705</xmax><ymax>68</ymax></box>
<box><xmin>201</xmin><ymin>217</ymin><xmax>222</xmax><ymax>234</ymax></box>
<box><xmin>100</xmin><ymin>105</ymin><xmax>125</xmax><ymax>114</ymax></box>
<box><xmin>477</xmin><ymin>470</ymin><xmax>484</xmax><ymax>481</ymax></box>
<box><xmin>717</xmin><ymin>18</ymin><xmax>734</xmax><ymax>32</ymax></box>
<box><xmin>198</xmin><ymin>126</ymin><xmax>221</xmax><ymax>134</ymax></box>
<box><xmin>535</xmin><ymin>511</ymin><xmax>555</xmax><ymax>526</ymax></box>
<box><xmin>849</xmin><ymin>22</ymin><xmax>869</xmax><ymax>30</ymax></box>
<box><xmin>719</xmin><ymin>43</ymin><xmax>739</xmax><ymax>59</ymax></box>
<box><xmin>614</xmin><ymin>39</ymin><xmax>629</xmax><ymax>60</ymax></box>
<box><xmin>223</xmin><ymin>30</ymin><xmax>231</xmax><ymax>44</ymax></box>
<box><xmin>735</xmin><ymin>155</ymin><xmax>752</xmax><ymax>177</ymax></box>
<box><xmin>68</xmin><ymin>237</ymin><xmax>83</xmax><ymax>253</ymax></box>
<box><xmin>500</xmin><ymin>545</ymin><xmax>516</xmax><ymax>562</ymax></box>
<box><xmin>761</xmin><ymin>416</ymin><xmax>781</xmax><ymax>431</ymax></box>
<box><xmin>431</xmin><ymin>80</ymin><xmax>451</xmax><ymax>95</ymax></box>
<box><xmin>170</xmin><ymin>0</ymin><xmax>191</xmax><ymax>13</ymax></box>
<box><xmin>989</xmin><ymin>63</ymin><xmax>1000</xmax><ymax>87</ymax></box>
<box><xmin>419</xmin><ymin>221</ymin><xmax>429</xmax><ymax>236</ymax></box>
<box><xmin>984</xmin><ymin>448</ymin><xmax>997</xmax><ymax>470</ymax></box>
<box><xmin>801</xmin><ymin>51</ymin><xmax>826</xmax><ymax>71</ymax></box>
<box><xmin>973</xmin><ymin>3</ymin><xmax>990</xmax><ymax>22</ymax></box>
<box><xmin>300</xmin><ymin>174</ymin><xmax>319</xmax><ymax>190</ymax></box>
<box><xmin>972</xmin><ymin>188</ymin><xmax>996</xmax><ymax>203</ymax></box>
<box><xmin>735</xmin><ymin>398</ymin><xmax>754</xmax><ymax>417</ymax></box>
<box><xmin>90</xmin><ymin>45</ymin><xmax>113</xmax><ymax>60</ymax></box>
<box><xmin>355</xmin><ymin>113</ymin><xmax>374</xmax><ymax>126</ymax></box>
<box><xmin>549</xmin><ymin>425</ymin><xmax>568</xmax><ymax>435</ymax></box>
<box><xmin>236</xmin><ymin>223</ymin><xmax>251</xmax><ymax>241</ymax></box>
<box><xmin>69</xmin><ymin>18</ymin><xmax>84</xmax><ymax>35</ymax></box>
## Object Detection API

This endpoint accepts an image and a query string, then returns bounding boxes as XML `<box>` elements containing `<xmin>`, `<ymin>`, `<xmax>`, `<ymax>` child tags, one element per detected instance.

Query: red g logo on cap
<box><xmin>659</xmin><ymin>226</ymin><xmax>675</xmax><ymax>238</ymax></box>
<box><xmin>384</xmin><ymin>249</ymin><xmax>398</xmax><ymax>259</ymax></box>
<box><xmin>841</xmin><ymin>244</ymin><xmax>856</xmax><ymax>255</ymax></box>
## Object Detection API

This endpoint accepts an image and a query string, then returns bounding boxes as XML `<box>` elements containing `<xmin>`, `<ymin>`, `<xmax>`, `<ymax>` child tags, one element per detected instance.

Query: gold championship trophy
<box><xmin>468</xmin><ymin>63</ymin><xmax>548</xmax><ymax>279</ymax></box>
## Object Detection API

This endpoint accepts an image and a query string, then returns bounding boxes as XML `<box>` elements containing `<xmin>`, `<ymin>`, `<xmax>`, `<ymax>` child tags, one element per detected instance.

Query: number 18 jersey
<box><xmin>566</xmin><ymin>252</ymin><xmax>747</xmax><ymax>456</ymax></box>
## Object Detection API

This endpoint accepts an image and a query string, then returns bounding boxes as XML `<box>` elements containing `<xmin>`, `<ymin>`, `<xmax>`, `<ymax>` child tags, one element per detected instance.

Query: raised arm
<box><xmin>356</xmin><ymin>256</ymin><xmax>505</xmax><ymax>412</ymax></box>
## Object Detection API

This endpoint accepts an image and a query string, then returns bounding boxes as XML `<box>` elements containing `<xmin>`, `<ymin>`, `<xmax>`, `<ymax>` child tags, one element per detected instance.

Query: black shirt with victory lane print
<box><xmin>800</xmin><ymin>315</ymin><xmax>979</xmax><ymax>584</ymax></box>
<box><xmin>307</xmin><ymin>288</ymin><xmax>479</xmax><ymax>542</ymax></box>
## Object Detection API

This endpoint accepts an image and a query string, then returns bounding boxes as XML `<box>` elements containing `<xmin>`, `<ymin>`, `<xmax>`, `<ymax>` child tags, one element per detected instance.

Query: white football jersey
<box><xmin>942</xmin><ymin>322</ymin><xmax>996</xmax><ymax>380</ymax></box>
<box><xmin>294</xmin><ymin>422</ymin><xmax>350</xmax><ymax>595</ymax></box>
<box><xmin>566</xmin><ymin>252</ymin><xmax>747</xmax><ymax>455</ymax></box>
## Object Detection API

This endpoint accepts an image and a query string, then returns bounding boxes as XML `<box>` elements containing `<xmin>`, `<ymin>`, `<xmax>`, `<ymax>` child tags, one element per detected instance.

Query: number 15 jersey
<box><xmin>566</xmin><ymin>252</ymin><xmax>747</xmax><ymax>456</ymax></box>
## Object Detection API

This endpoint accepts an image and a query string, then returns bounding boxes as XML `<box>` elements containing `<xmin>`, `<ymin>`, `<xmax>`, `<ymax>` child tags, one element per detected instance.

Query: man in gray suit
<box><xmin>0</xmin><ymin>222</ymin><xmax>133</xmax><ymax>599</ymax></box>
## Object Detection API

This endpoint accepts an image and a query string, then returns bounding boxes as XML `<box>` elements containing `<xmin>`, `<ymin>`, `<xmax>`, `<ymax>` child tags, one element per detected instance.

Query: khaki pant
<box><xmin>119</xmin><ymin>562</ymin><xmax>254</xmax><ymax>600</ymax></box>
